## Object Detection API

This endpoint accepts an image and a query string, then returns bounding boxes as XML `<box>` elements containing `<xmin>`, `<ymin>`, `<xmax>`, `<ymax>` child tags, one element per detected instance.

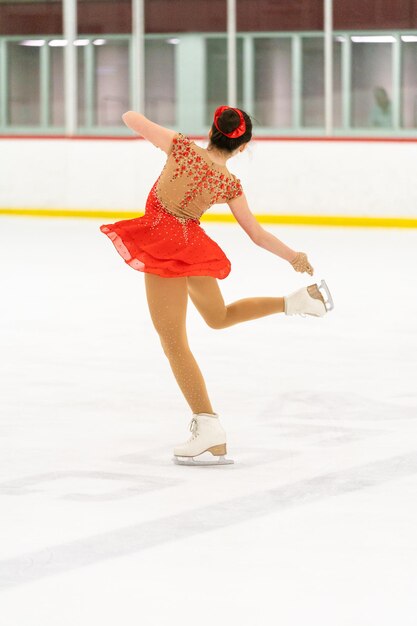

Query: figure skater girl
<box><xmin>99</xmin><ymin>105</ymin><xmax>334</xmax><ymax>466</ymax></box>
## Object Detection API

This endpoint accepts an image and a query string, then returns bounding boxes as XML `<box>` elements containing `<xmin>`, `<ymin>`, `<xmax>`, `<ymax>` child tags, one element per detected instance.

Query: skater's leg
<box><xmin>187</xmin><ymin>275</ymin><xmax>285</xmax><ymax>329</ymax></box>
<box><xmin>144</xmin><ymin>273</ymin><xmax>215</xmax><ymax>415</ymax></box>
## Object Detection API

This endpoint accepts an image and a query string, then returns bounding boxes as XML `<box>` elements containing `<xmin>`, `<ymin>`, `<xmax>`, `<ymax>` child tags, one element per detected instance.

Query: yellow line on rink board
<box><xmin>0</xmin><ymin>208</ymin><xmax>416</xmax><ymax>228</ymax></box>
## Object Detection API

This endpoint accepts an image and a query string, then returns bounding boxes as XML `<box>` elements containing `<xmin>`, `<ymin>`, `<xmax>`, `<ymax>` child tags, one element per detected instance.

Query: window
<box><xmin>254</xmin><ymin>38</ymin><xmax>292</xmax><ymax>128</ymax></box>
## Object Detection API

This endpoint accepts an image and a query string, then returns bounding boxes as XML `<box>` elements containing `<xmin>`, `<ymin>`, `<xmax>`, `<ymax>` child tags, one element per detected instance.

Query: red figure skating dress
<box><xmin>99</xmin><ymin>132</ymin><xmax>243</xmax><ymax>279</ymax></box>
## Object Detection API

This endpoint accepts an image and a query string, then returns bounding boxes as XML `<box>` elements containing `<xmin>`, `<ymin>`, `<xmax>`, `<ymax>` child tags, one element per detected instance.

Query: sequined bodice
<box><xmin>155</xmin><ymin>132</ymin><xmax>243</xmax><ymax>221</ymax></box>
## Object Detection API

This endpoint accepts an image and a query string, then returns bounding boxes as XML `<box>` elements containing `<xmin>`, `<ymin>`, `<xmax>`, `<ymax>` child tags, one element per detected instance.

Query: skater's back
<box><xmin>155</xmin><ymin>132</ymin><xmax>244</xmax><ymax>221</ymax></box>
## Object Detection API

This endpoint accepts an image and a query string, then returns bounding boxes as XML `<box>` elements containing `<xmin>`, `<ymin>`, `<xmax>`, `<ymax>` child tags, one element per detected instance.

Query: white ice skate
<box><xmin>284</xmin><ymin>279</ymin><xmax>334</xmax><ymax>318</ymax></box>
<box><xmin>173</xmin><ymin>413</ymin><xmax>234</xmax><ymax>466</ymax></box>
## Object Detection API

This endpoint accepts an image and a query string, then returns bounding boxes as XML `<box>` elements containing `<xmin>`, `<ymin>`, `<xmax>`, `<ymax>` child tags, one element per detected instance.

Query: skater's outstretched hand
<box><xmin>289</xmin><ymin>251</ymin><xmax>314</xmax><ymax>276</ymax></box>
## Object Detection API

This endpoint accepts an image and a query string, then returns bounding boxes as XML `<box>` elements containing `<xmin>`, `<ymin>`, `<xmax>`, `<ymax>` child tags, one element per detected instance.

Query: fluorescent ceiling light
<box><xmin>351</xmin><ymin>35</ymin><xmax>396</xmax><ymax>43</ymax></box>
<box><xmin>401</xmin><ymin>35</ymin><xmax>417</xmax><ymax>42</ymax></box>
<box><xmin>47</xmin><ymin>39</ymin><xmax>90</xmax><ymax>47</ymax></box>
<box><xmin>93</xmin><ymin>39</ymin><xmax>106</xmax><ymax>46</ymax></box>
<box><xmin>20</xmin><ymin>40</ymin><xmax>45</xmax><ymax>46</ymax></box>
<box><xmin>166</xmin><ymin>38</ymin><xmax>180</xmax><ymax>44</ymax></box>
<box><xmin>48</xmin><ymin>39</ymin><xmax>90</xmax><ymax>46</ymax></box>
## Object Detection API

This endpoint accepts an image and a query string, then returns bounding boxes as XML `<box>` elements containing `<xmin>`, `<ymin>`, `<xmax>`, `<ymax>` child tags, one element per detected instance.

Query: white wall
<box><xmin>0</xmin><ymin>137</ymin><xmax>416</xmax><ymax>217</ymax></box>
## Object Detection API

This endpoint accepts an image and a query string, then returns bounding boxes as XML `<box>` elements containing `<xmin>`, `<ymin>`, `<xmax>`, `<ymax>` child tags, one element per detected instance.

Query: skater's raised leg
<box><xmin>187</xmin><ymin>275</ymin><xmax>285</xmax><ymax>329</ymax></box>
<box><xmin>284</xmin><ymin>280</ymin><xmax>332</xmax><ymax>317</ymax></box>
<box><xmin>187</xmin><ymin>276</ymin><xmax>330</xmax><ymax>324</ymax></box>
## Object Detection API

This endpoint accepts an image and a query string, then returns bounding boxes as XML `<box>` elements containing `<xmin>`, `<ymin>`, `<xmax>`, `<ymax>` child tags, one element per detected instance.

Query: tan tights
<box><xmin>144</xmin><ymin>273</ymin><xmax>285</xmax><ymax>415</ymax></box>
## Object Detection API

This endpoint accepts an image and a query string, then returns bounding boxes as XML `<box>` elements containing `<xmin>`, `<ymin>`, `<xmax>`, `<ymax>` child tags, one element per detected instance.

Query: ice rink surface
<box><xmin>1</xmin><ymin>216</ymin><xmax>417</xmax><ymax>625</ymax></box>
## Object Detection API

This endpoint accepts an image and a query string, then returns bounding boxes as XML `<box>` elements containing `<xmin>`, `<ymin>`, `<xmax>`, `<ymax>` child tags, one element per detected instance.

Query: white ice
<box><xmin>1</xmin><ymin>216</ymin><xmax>417</xmax><ymax>625</ymax></box>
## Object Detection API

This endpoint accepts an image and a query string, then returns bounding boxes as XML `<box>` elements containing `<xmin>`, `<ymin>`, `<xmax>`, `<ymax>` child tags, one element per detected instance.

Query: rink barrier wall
<box><xmin>3</xmin><ymin>135</ymin><xmax>417</xmax><ymax>142</ymax></box>
<box><xmin>1</xmin><ymin>208</ymin><xmax>416</xmax><ymax>228</ymax></box>
<box><xmin>1</xmin><ymin>135</ymin><xmax>417</xmax><ymax>227</ymax></box>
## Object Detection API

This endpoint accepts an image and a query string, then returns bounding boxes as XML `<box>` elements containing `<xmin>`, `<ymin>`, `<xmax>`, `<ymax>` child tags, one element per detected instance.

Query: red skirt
<box><xmin>99</xmin><ymin>180</ymin><xmax>231</xmax><ymax>279</ymax></box>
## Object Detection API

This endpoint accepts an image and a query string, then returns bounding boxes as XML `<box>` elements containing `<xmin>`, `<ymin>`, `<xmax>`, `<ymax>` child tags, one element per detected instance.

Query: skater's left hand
<box><xmin>289</xmin><ymin>251</ymin><xmax>314</xmax><ymax>276</ymax></box>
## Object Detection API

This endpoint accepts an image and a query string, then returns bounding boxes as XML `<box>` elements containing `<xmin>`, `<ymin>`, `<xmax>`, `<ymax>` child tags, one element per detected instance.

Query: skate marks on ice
<box><xmin>255</xmin><ymin>389</ymin><xmax>417</xmax><ymax>449</ymax></box>
<box><xmin>259</xmin><ymin>421</ymin><xmax>380</xmax><ymax>448</ymax></box>
<box><xmin>1</xmin><ymin>449</ymin><xmax>417</xmax><ymax>590</ymax></box>
<box><xmin>0</xmin><ymin>470</ymin><xmax>179</xmax><ymax>501</ymax></box>
<box><xmin>255</xmin><ymin>389</ymin><xmax>417</xmax><ymax>447</ymax></box>
<box><xmin>259</xmin><ymin>390</ymin><xmax>417</xmax><ymax>423</ymax></box>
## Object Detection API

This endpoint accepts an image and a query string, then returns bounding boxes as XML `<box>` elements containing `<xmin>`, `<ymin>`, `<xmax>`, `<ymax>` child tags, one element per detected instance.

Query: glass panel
<box><xmin>77</xmin><ymin>46</ymin><xmax>86</xmax><ymax>127</ymax></box>
<box><xmin>49</xmin><ymin>43</ymin><xmax>87</xmax><ymax>127</ymax></box>
<box><xmin>254</xmin><ymin>38</ymin><xmax>292</xmax><ymax>128</ymax></box>
<box><xmin>401</xmin><ymin>41</ymin><xmax>417</xmax><ymax>129</ymax></box>
<box><xmin>205</xmin><ymin>38</ymin><xmax>244</xmax><ymax>126</ymax></box>
<box><xmin>50</xmin><ymin>46</ymin><xmax>64</xmax><ymax>127</ymax></box>
<box><xmin>332</xmin><ymin>39</ymin><xmax>343</xmax><ymax>128</ymax></box>
<box><xmin>302</xmin><ymin>37</ymin><xmax>324</xmax><ymax>127</ymax></box>
<box><xmin>144</xmin><ymin>40</ymin><xmax>176</xmax><ymax>125</ymax></box>
<box><xmin>94</xmin><ymin>41</ymin><xmax>129</xmax><ymax>126</ymax></box>
<box><xmin>351</xmin><ymin>42</ymin><xmax>393</xmax><ymax>128</ymax></box>
<box><xmin>7</xmin><ymin>41</ymin><xmax>41</xmax><ymax>125</ymax></box>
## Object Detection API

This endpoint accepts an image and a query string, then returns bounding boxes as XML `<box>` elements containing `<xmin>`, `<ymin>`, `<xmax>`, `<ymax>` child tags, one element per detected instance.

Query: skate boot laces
<box><xmin>188</xmin><ymin>416</ymin><xmax>199</xmax><ymax>442</ymax></box>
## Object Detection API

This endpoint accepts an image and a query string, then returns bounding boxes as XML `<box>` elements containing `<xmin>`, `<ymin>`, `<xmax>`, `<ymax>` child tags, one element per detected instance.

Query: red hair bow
<box><xmin>213</xmin><ymin>105</ymin><xmax>246</xmax><ymax>138</ymax></box>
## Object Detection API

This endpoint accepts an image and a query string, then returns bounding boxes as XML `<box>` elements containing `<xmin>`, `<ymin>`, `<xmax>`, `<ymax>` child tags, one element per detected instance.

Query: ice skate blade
<box><xmin>318</xmin><ymin>279</ymin><xmax>335</xmax><ymax>312</ymax></box>
<box><xmin>173</xmin><ymin>454</ymin><xmax>234</xmax><ymax>466</ymax></box>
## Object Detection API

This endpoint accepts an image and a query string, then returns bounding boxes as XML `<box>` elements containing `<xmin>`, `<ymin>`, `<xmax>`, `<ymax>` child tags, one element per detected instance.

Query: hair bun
<box><xmin>213</xmin><ymin>106</ymin><xmax>246</xmax><ymax>138</ymax></box>
<box><xmin>218</xmin><ymin>109</ymin><xmax>239</xmax><ymax>133</ymax></box>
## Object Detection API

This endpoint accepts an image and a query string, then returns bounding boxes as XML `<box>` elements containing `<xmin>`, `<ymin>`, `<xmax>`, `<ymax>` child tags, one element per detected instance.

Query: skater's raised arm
<box><xmin>121</xmin><ymin>111</ymin><xmax>176</xmax><ymax>154</ymax></box>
